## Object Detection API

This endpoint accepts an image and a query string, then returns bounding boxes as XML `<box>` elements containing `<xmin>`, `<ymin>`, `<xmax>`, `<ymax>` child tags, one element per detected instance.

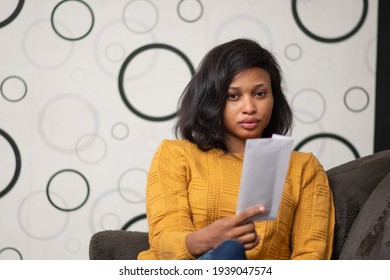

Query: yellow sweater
<box><xmin>138</xmin><ymin>139</ymin><xmax>335</xmax><ymax>260</ymax></box>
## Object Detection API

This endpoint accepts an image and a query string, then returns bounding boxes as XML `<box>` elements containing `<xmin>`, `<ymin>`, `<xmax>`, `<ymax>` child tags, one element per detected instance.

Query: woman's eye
<box><xmin>227</xmin><ymin>93</ymin><xmax>239</xmax><ymax>100</ymax></box>
<box><xmin>254</xmin><ymin>91</ymin><xmax>266</xmax><ymax>97</ymax></box>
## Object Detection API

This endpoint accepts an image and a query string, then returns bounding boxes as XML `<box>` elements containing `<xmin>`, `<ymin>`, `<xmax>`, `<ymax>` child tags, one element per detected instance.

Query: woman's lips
<box><xmin>239</xmin><ymin>119</ymin><xmax>259</xmax><ymax>129</ymax></box>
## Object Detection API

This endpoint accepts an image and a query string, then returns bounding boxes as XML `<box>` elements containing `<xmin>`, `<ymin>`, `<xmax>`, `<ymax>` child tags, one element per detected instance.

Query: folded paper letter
<box><xmin>236</xmin><ymin>134</ymin><xmax>294</xmax><ymax>221</ymax></box>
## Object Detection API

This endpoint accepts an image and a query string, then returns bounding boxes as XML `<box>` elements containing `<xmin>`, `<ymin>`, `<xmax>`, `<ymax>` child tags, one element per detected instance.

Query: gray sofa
<box><xmin>89</xmin><ymin>150</ymin><xmax>390</xmax><ymax>260</ymax></box>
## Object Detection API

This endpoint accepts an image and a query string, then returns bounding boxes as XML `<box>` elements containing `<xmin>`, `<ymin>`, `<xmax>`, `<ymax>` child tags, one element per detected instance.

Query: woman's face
<box><xmin>223</xmin><ymin>67</ymin><xmax>274</xmax><ymax>153</ymax></box>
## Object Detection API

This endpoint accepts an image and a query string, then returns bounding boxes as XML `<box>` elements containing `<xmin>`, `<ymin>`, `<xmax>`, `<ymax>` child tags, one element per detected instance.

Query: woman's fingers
<box><xmin>230</xmin><ymin>221</ymin><xmax>255</xmax><ymax>237</ymax></box>
<box><xmin>236</xmin><ymin>229</ymin><xmax>257</xmax><ymax>242</ymax></box>
<box><xmin>242</xmin><ymin>235</ymin><xmax>260</xmax><ymax>250</ymax></box>
<box><xmin>189</xmin><ymin>206</ymin><xmax>264</xmax><ymax>252</ymax></box>
<box><xmin>234</xmin><ymin>205</ymin><xmax>266</xmax><ymax>225</ymax></box>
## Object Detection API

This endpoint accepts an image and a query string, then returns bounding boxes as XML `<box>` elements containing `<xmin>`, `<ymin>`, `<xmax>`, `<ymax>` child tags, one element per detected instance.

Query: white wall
<box><xmin>0</xmin><ymin>0</ymin><xmax>377</xmax><ymax>259</ymax></box>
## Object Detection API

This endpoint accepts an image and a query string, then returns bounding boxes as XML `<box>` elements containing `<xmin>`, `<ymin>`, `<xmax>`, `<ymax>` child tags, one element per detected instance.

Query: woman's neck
<box><xmin>226</xmin><ymin>140</ymin><xmax>245</xmax><ymax>155</ymax></box>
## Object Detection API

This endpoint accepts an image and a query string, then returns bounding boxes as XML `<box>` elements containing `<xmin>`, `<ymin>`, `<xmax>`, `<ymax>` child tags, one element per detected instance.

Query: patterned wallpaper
<box><xmin>0</xmin><ymin>0</ymin><xmax>378</xmax><ymax>259</ymax></box>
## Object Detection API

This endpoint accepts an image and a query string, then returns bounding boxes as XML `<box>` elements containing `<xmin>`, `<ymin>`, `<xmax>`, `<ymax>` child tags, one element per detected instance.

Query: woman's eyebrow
<box><xmin>228</xmin><ymin>83</ymin><xmax>267</xmax><ymax>90</ymax></box>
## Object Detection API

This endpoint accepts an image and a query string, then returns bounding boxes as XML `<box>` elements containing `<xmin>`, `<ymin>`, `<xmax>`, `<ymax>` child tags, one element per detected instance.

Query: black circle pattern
<box><xmin>0</xmin><ymin>75</ymin><xmax>28</xmax><ymax>102</ymax></box>
<box><xmin>0</xmin><ymin>247</ymin><xmax>23</xmax><ymax>259</ymax></box>
<box><xmin>46</xmin><ymin>169</ymin><xmax>90</xmax><ymax>212</ymax></box>
<box><xmin>344</xmin><ymin>86</ymin><xmax>370</xmax><ymax>113</ymax></box>
<box><xmin>294</xmin><ymin>133</ymin><xmax>360</xmax><ymax>159</ymax></box>
<box><xmin>292</xmin><ymin>0</ymin><xmax>368</xmax><ymax>43</ymax></box>
<box><xmin>177</xmin><ymin>0</ymin><xmax>204</xmax><ymax>23</ymax></box>
<box><xmin>0</xmin><ymin>0</ymin><xmax>24</xmax><ymax>28</ymax></box>
<box><xmin>51</xmin><ymin>0</ymin><xmax>95</xmax><ymax>41</ymax></box>
<box><xmin>0</xmin><ymin>128</ymin><xmax>21</xmax><ymax>198</ymax></box>
<box><xmin>118</xmin><ymin>43</ymin><xmax>195</xmax><ymax>121</ymax></box>
<box><xmin>121</xmin><ymin>213</ymin><xmax>147</xmax><ymax>230</ymax></box>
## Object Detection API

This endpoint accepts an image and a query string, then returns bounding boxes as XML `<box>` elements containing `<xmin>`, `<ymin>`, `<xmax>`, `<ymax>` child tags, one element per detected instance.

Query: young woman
<box><xmin>137</xmin><ymin>38</ymin><xmax>335</xmax><ymax>260</ymax></box>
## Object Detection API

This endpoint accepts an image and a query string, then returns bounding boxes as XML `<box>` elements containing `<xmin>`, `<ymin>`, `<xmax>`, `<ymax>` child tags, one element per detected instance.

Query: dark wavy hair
<box><xmin>175</xmin><ymin>38</ymin><xmax>293</xmax><ymax>152</ymax></box>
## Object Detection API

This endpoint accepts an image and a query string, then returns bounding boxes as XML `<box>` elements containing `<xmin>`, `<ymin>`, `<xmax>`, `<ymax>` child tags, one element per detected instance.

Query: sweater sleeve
<box><xmin>290</xmin><ymin>153</ymin><xmax>335</xmax><ymax>260</ymax></box>
<box><xmin>140</xmin><ymin>140</ymin><xmax>195</xmax><ymax>260</ymax></box>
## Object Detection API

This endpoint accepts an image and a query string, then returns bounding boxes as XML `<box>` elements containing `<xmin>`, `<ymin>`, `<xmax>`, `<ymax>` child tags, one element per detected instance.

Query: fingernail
<box><xmin>259</xmin><ymin>206</ymin><xmax>265</xmax><ymax>212</ymax></box>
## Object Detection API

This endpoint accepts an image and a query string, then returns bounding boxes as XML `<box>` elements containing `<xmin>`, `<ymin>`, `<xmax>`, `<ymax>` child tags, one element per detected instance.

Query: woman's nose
<box><xmin>241</xmin><ymin>96</ymin><xmax>256</xmax><ymax>114</ymax></box>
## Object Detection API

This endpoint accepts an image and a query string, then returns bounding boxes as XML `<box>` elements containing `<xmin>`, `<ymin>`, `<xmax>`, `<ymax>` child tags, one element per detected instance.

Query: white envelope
<box><xmin>236</xmin><ymin>134</ymin><xmax>294</xmax><ymax>221</ymax></box>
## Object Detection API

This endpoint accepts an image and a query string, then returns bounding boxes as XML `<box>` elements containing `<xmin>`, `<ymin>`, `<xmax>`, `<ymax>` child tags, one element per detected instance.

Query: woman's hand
<box><xmin>185</xmin><ymin>205</ymin><xmax>266</xmax><ymax>257</ymax></box>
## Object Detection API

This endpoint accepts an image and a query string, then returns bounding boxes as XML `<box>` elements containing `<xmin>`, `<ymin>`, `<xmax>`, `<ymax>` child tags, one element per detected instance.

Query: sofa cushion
<box><xmin>339</xmin><ymin>172</ymin><xmax>390</xmax><ymax>259</ymax></box>
<box><xmin>89</xmin><ymin>230</ymin><xmax>149</xmax><ymax>260</ymax></box>
<box><xmin>326</xmin><ymin>150</ymin><xmax>390</xmax><ymax>259</ymax></box>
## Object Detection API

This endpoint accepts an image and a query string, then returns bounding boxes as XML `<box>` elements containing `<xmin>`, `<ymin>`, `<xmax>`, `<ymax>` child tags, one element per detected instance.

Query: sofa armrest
<box><xmin>89</xmin><ymin>230</ymin><xmax>149</xmax><ymax>260</ymax></box>
<box><xmin>327</xmin><ymin>149</ymin><xmax>390</xmax><ymax>259</ymax></box>
<box><xmin>339</xmin><ymin>172</ymin><xmax>390</xmax><ymax>259</ymax></box>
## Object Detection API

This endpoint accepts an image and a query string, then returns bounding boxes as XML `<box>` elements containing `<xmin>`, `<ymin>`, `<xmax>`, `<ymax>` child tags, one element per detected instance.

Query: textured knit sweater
<box><xmin>137</xmin><ymin>139</ymin><xmax>335</xmax><ymax>260</ymax></box>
